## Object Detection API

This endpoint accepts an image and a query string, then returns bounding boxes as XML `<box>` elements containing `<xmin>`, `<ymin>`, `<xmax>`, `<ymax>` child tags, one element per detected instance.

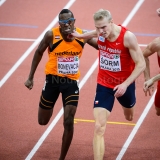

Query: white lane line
<box><xmin>0</xmin><ymin>38</ymin><xmax>36</xmax><ymax>41</ymax></box>
<box><xmin>139</xmin><ymin>44</ymin><xmax>147</xmax><ymax>47</ymax></box>
<box><xmin>0</xmin><ymin>0</ymin><xmax>6</xmax><ymax>6</ymax></box>
<box><xmin>0</xmin><ymin>38</ymin><xmax>147</xmax><ymax>47</ymax></box>
<box><xmin>116</xmin><ymin>0</ymin><xmax>150</xmax><ymax>159</ymax></box>
<box><xmin>116</xmin><ymin>91</ymin><xmax>156</xmax><ymax>160</ymax></box>
<box><xmin>25</xmin><ymin>58</ymin><xmax>98</xmax><ymax>160</ymax></box>
<box><xmin>0</xmin><ymin>0</ymin><xmax>76</xmax><ymax>88</ymax></box>
<box><xmin>25</xmin><ymin>0</ymin><xmax>145</xmax><ymax>159</ymax></box>
<box><xmin>122</xmin><ymin>0</ymin><xmax>145</xmax><ymax>26</ymax></box>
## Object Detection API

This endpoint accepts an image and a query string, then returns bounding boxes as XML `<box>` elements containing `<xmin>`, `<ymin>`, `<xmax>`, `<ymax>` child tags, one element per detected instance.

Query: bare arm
<box><xmin>143</xmin><ymin>74</ymin><xmax>160</xmax><ymax>95</ymax></box>
<box><xmin>24</xmin><ymin>30</ymin><xmax>53</xmax><ymax>89</ymax></box>
<box><xmin>123</xmin><ymin>31</ymin><xmax>146</xmax><ymax>86</ymax></box>
<box><xmin>114</xmin><ymin>31</ymin><xmax>145</xmax><ymax>97</ymax></box>
<box><xmin>151</xmin><ymin>74</ymin><xmax>160</xmax><ymax>82</ymax></box>
<box><xmin>82</xmin><ymin>30</ymin><xmax>98</xmax><ymax>50</ymax></box>
<box><xmin>143</xmin><ymin>37</ymin><xmax>160</xmax><ymax>81</ymax></box>
<box><xmin>143</xmin><ymin>37</ymin><xmax>160</xmax><ymax>95</ymax></box>
<box><xmin>71</xmin><ymin>29</ymin><xmax>97</xmax><ymax>39</ymax></box>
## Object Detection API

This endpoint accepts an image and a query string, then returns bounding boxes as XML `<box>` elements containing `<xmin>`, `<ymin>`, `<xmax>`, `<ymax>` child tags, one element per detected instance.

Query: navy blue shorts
<box><xmin>94</xmin><ymin>82</ymin><xmax>136</xmax><ymax>112</ymax></box>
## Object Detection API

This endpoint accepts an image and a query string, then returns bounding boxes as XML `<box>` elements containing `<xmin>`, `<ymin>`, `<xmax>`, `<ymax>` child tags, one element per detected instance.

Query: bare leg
<box><xmin>93</xmin><ymin>107</ymin><xmax>110</xmax><ymax>160</ymax></box>
<box><xmin>38</xmin><ymin>107</ymin><xmax>53</xmax><ymax>125</ymax></box>
<box><xmin>123</xmin><ymin>106</ymin><xmax>134</xmax><ymax>121</ymax></box>
<box><xmin>59</xmin><ymin>105</ymin><xmax>77</xmax><ymax>160</ymax></box>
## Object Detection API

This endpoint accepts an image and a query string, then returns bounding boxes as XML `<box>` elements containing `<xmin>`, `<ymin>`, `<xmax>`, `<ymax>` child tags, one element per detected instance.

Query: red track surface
<box><xmin>0</xmin><ymin>0</ymin><xmax>160</xmax><ymax>160</ymax></box>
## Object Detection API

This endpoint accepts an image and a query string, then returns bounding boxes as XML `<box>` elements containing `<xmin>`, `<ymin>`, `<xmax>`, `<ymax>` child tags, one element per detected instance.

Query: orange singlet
<box><xmin>45</xmin><ymin>27</ymin><xmax>84</xmax><ymax>80</ymax></box>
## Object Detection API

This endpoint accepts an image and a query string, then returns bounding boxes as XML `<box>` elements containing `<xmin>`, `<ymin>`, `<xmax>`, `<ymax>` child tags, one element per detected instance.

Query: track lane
<box><xmin>1</xmin><ymin>0</ymin><xmax>160</xmax><ymax>160</ymax></box>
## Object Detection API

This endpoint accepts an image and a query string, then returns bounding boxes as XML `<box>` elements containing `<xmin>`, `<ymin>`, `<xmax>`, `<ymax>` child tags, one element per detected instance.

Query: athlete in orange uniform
<box><xmin>24</xmin><ymin>9</ymin><xmax>98</xmax><ymax>160</ymax></box>
<box><xmin>71</xmin><ymin>9</ymin><xmax>145</xmax><ymax>160</ymax></box>
<box><xmin>143</xmin><ymin>37</ymin><xmax>160</xmax><ymax>116</ymax></box>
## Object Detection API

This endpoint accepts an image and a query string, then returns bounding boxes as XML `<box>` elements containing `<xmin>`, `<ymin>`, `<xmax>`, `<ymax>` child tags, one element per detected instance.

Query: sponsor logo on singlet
<box><xmin>98</xmin><ymin>44</ymin><xmax>106</xmax><ymax>50</ymax></box>
<box><xmin>55</xmin><ymin>51</ymin><xmax>81</xmax><ymax>56</ymax></box>
<box><xmin>100</xmin><ymin>49</ymin><xmax>121</xmax><ymax>72</ymax></box>
<box><xmin>58</xmin><ymin>56</ymin><xmax>79</xmax><ymax>74</ymax></box>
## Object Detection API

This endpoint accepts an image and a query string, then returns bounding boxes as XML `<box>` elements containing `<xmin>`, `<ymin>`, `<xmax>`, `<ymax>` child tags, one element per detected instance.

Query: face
<box><xmin>94</xmin><ymin>17</ymin><xmax>112</xmax><ymax>38</ymax></box>
<box><xmin>59</xmin><ymin>12</ymin><xmax>75</xmax><ymax>35</ymax></box>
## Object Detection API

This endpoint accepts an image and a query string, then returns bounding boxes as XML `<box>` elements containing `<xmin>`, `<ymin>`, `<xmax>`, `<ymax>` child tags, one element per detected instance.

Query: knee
<box><xmin>94</xmin><ymin>123</ymin><xmax>106</xmax><ymax>136</ymax></box>
<box><xmin>63</xmin><ymin>117</ymin><xmax>74</xmax><ymax>131</ymax></box>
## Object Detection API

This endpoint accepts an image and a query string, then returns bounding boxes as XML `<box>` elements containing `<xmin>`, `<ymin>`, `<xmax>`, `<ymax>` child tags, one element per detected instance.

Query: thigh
<box><xmin>39</xmin><ymin>76</ymin><xmax>60</xmax><ymax>110</ymax></box>
<box><xmin>94</xmin><ymin>107</ymin><xmax>110</xmax><ymax>125</ymax></box>
<box><xmin>155</xmin><ymin>81</ymin><xmax>160</xmax><ymax>108</ymax></box>
<box><xmin>94</xmin><ymin>83</ymin><xmax>115</xmax><ymax>112</ymax></box>
<box><xmin>61</xmin><ymin>78</ymin><xmax>79</xmax><ymax>107</ymax></box>
<box><xmin>117</xmin><ymin>82</ymin><xmax>136</xmax><ymax>108</ymax></box>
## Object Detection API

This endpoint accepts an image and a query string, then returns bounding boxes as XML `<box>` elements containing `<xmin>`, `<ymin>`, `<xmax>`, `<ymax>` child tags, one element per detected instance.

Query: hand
<box><xmin>113</xmin><ymin>83</ymin><xmax>127</xmax><ymax>98</ymax></box>
<box><xmin>24</xmin><ymin>79</ymin><xmax>34</xmax><ymax>90</ymax></box>
<box><xmin>143</xmin><ymin>79</ymin><xmax>154</xmax><ymax>96</ymax></box>
<box><xmin>157</xmin><ymin>8</ymin><xmax>160</xmax><ymax>17</ymax></box>
<box><xmin>71</xmin><ymin>30</ymin><xmax>81</xmax><ymax>38</ymax></box>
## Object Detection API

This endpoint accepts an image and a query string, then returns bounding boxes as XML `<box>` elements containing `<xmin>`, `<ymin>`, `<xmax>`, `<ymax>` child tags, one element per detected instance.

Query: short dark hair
<box><xmin>58</xmin><ymin>9</ymin><xmax>74</xmax><ymax>19</ymax></box>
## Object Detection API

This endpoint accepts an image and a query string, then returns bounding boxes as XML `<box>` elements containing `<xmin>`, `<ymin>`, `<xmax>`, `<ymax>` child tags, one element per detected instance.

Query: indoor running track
<box><xmin>0</xmin><ymin>0</ymin><xmax>160</xmax><ymax>160</ymax></box>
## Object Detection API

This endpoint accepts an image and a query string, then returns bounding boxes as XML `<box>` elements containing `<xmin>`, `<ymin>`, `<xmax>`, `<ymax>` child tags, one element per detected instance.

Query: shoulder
<box><xmin>45</xmin><ymin>30</ymin><xmax>53</xmax><ymax>38</ymax></box>
<box><xmin>124</xmin><ymin>31</ymin><xmax>138</xmax><ymax>49</ymax></box>
<box><xmin>124</xmin><ymin>30</ymin><xmax>136</xmax><ymax>41</ymax></box>
<box><xmin>43</xmin><ymin>30</ymin><xmax>53</xmax><ymax>43</ymax></box>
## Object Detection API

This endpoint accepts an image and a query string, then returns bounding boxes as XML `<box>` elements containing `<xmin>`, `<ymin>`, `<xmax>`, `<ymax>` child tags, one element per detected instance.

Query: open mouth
<box><xmin>64</xmin><ymin>28</ymin><xmax>72</xmax><ymax>34</ymax></box>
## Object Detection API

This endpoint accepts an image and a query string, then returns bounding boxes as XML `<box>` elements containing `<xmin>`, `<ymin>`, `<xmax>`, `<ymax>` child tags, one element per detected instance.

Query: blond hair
<box><xmin>93</xmin><ymin>9</ymin><xmax>112</xmax><ymax>21</ymax></box>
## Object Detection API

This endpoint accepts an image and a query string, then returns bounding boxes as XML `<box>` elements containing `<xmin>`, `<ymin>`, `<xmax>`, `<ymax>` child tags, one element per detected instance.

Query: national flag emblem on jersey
<box><xmin>55</xmin><ymin>35</ymin><xmax>60</xmax><ymax>39</ymax></box>
<box><xmin>99</xmin><ymin>36</ymin><xmax>105</xmax><ymax>42</ymax></box>
<box><xmin>95</xmin><ymin>100</ymin><xmax>99</xmax><ymax>104</ymax></box>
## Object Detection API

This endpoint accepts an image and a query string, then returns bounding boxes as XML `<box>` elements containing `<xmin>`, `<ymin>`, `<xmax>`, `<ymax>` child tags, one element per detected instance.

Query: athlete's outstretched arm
<box><xmin>144</xmin><ymin>74</ymin><xmax>160</xmax><ymax>92</ymax></box>
<box><xmin>143</xmin><ymin>37</ymin><xmax>160</xmax><ymax>81</ymax></box>
<box><xmin>24</xmin><ymin>30</ymin><xmax>53</xmax><ymax>90</ymax></box>
<box><xmin>143</xmin><ymin>37</ymin><xmax>160</xmax><ymax>95</ymax></box>
<box><xmin>82</xmin><ymin>30</ymin><xmax>99</xmax><ymax>50</ymax></box>
<box><xmin>72</xmin><ymin>29</ymin><xmax>97</xmax><ymax>39</ymax></box>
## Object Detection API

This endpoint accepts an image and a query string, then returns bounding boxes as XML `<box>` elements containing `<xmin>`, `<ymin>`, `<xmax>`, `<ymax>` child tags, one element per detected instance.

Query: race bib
<box><xmin>100</xmin><ymin>50</ymin><xmax>121</xmax><ymax>72</ymax></box>
<box><xmin>57</xmin><ymin>56</ymin><xmax>79</xmax><ymax>74</ymax></box>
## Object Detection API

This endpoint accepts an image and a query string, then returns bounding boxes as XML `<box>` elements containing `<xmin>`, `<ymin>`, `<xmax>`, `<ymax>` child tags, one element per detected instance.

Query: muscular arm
<box><xmin>143</xmin><ymin>37</ymin><xmax>160</xmax><ymax>81</ymax></box>
<box><xmin>72</xmin><ymin>29</ymin><xmax>97</xmax><ymax>39</ymax></box>
<box><xmin>143</xmin><ymin>37</ymin><xmax>160</xmax><ymax>93</ymax></box>
<box><xmin>151</xmin><ymin>74</ymin><xmax>160</xmax><ymax>83</ymax></box>
<box><xmin>123</xmin><ymin>31</ymin><xmax>146</xmax><ymax>86</ymax></box>
<box><xmin>25</xmin><ymin>30</ymin><xmax>53</xmax><ymax>89</ymax></box>
<box><xmin>82</xmin><ymin>30</ymin><xmax>98</xmax><ymax>50</ymax></box>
